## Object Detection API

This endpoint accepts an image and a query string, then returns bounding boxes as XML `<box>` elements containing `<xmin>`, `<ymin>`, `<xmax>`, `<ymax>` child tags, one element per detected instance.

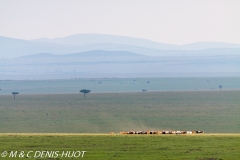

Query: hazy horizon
<box><xmin>1</xmin><ymin>0</ymin><xmax>240</xmax><ymax>79</ymax></box>
<box><xmin>2</xmin><ymin>33</ymin><xmax>240</xmax><ymax>46</ymax></box>
<box><xmin>1</xmin><ymin>0</ymin><xmax>240</xmax><ymax>45</ymax></box>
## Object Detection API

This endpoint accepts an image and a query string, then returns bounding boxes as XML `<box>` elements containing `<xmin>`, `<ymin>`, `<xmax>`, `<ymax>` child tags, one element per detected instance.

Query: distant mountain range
<box><xmin>0</xmin><ymin>34</ymin><xmax>240</xmax><ymax>79</ymax></box>
<box><xmin>18</xmin><ymin>50</ymin><xmax>144</xmax><ymax>58</ymax></box>
<box><xmin>1</xmin><ymin>34</ymin><xmax>240</xmax><ymax>58</ymax></box>
<box><xmin>32</xmin><ymin>34</ymin><xmax>240</xmax><ymax>50</ymax></box>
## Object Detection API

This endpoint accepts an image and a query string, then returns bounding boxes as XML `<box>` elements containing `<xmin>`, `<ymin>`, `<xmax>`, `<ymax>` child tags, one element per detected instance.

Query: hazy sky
<box><xmin>0</xmin><ymin>0</ymin><xmax>240</xmax><ymax>44</ymax></box>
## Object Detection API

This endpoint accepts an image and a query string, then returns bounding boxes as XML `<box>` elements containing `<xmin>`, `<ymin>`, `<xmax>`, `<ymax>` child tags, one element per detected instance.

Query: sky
<box><xmin>0</xmin><ymin>0</ymin><xmax>240</xmax><ymax>45</ymax></box>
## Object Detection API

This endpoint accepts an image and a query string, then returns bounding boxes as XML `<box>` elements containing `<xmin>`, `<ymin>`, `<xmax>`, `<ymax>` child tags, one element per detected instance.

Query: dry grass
<box><xmin>0</xmin><ymin>91</ymin><xmax>240</xmax><ymax>133</ymax></box>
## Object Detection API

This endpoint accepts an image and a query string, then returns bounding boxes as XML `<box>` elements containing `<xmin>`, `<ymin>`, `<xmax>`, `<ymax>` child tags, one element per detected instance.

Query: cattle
<box><xmin>162</xmin><ymin>131</ymin><xmax>170</xmax><ymax>134</ymax></box>
<box><xmin>135</xmin><ymin>131</ymin><xmax>142</xmax><ymax>134</ymax></box>
<box><xmin>149</xmin><ymin>131</ymin><xmax>158</xmax><ymax>134</ymax></box>
<box><xmin>181</xmin><ymin>131</ymin><xmax>193</xmax><ymax>134</ymax></box>
<box><xmin>175</xmin><ymin>131</ymin><xmax>182</xmax><ymax>134</ymax></box>
<box><xmin>119</xmin><ymin>129</ymin><xmax>203</xmax><ymax>135</ymax></box>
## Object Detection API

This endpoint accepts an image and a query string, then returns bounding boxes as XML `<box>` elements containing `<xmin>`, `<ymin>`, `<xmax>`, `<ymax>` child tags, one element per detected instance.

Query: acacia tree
<box><xmin>219</xmin><ymin>85</ymin><xmax>223</xmax><ymax>91</ymax></box>
<box><xmin>12</xmin><ymin>92</ymin><xmax>19</xmax><ymax>100</ymax></box>
<box><xmin>79</xmin><ymin>89</ymin><xmax>91</xmax><ymax>99</ymax></box>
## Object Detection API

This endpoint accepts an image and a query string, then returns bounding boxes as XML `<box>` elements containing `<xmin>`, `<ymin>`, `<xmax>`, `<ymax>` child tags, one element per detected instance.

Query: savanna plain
<box><xmin>0</xmin><ymin>91</ymin><xmax>240</xmax><ymax>159</ymax></box>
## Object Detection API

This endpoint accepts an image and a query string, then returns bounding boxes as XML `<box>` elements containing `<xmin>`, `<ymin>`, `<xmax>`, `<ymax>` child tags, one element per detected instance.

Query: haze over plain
<box><xmin>1</xmin><ymin>1</ymin><xmax>240</xmax><ymax>139</ymax></box>
<box><xmin>0</xmin><ymin>0</ymin><xmax>240</xmax><ymax>79</ymax></box>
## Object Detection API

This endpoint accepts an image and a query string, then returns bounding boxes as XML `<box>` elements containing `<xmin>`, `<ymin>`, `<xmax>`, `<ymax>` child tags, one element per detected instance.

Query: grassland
<box><xmin>0</xmin><ymin>134</ymin><xmax>240</xmax><ymax>159</ymax></box>
<box><xmin>0</xmin><ymin>91</ymin><xmax>240</xmax><ymax>133</ymax></box>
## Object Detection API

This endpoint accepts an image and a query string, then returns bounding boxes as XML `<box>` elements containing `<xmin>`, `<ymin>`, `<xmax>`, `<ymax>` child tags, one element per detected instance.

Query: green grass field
<box><xmin>0</xmin><ymin>91</ymin><xmax>240</xmax><ymax>133</ymax></box>
<box><xmin>0</xmin><ymin>134</ymin><xmax>240</xmax><ymax>160</ymax></box>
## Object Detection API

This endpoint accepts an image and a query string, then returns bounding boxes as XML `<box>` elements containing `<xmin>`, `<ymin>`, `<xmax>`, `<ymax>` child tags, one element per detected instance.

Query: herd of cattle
<box><xmin>110</xmin><ymin>130</ymin><xmax>204</xmax><ymax>135</ymax></box>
